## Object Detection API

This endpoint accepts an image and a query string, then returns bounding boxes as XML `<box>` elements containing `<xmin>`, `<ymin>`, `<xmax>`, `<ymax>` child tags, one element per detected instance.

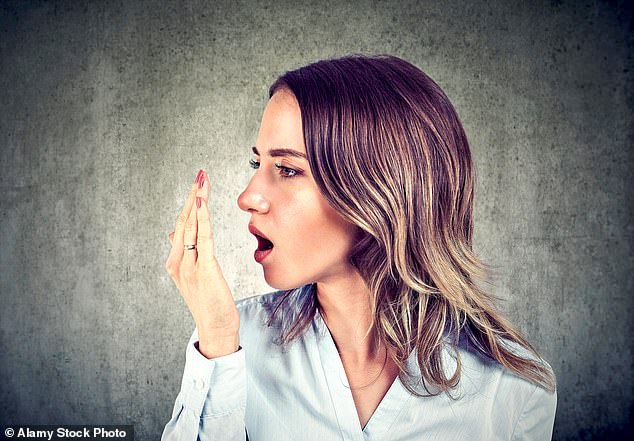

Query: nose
<box><xmin>237</xmin><ymin>176</ymin><xmax>270</xmax><ymax>214</ymax></box>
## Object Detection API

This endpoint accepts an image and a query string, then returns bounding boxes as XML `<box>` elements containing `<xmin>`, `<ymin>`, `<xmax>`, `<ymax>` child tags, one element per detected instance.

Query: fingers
<box><xmin>168</xmin><ymin>182</ymin><xmax>198</xmax><ymax>258</ymax></box>
<box><xmin>166</xmin><ymin>170</ymin><xmax>204</xmax><ymax>278</ymax></box>
<box><xmin>182</xmin><ymin>193</ymin><xmax>199</xmax><ymax>276</ymax></box>
<box><xmin>201</xmin><ymin>171</ymin><xmax>210</xmax><ymax>205</ymax></box>
<box><xmin>196</xmin><ymin>176</ymin><xmax>215</xmax><ymax>275</ymax></box>
<box><xmin>182</xmin><ymin>170</ymin><xmax>208</xmax><ymax>278</ymax></box>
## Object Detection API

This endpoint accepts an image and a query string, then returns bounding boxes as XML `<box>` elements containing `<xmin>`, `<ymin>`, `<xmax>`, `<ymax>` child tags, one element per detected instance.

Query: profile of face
<box><xmin>237</xmin><ymin>90</ymin><xmax>359</xmax><ymax>290</ymax></box>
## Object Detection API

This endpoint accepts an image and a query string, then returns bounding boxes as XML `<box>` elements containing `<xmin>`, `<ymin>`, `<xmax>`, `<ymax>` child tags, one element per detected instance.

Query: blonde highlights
<box><xmin>266</xmin><ymin>54</ymin><xmax>556</xmax><ymax>396</ymax></box>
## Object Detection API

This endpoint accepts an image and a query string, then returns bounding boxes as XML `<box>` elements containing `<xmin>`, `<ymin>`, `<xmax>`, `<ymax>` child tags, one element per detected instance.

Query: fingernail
<box><xmin>198</xmin><ymin>169</ymin><xmax>205</xmax><ymax>189</ymax></box>
<box><xmin>195</xmin><ymin>169</ymin><xmax>204</xmax><ymax>185</ymax></box>
<box><xmin>196</xmin><ymin>197</ymin><xmax>201</xmax><ymax>208</ymax></box>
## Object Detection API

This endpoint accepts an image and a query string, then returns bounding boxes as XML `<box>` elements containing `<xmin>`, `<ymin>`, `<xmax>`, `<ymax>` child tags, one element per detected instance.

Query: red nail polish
<box><xmin>198</xmin><ymin>169</ymin><xmax>205</xmax><ymax>189</ymax></box>
<box><xmin>196</xmin><ymin>197</ymin><xmax>201</xmax><ymax>208</ymax></box>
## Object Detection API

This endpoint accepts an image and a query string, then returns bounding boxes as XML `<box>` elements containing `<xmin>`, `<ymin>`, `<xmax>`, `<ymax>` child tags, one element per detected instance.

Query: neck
<box><xmin>316</xmin><ymin>270</ymin><xmax>381</xmax><ymax>363</ymax></box>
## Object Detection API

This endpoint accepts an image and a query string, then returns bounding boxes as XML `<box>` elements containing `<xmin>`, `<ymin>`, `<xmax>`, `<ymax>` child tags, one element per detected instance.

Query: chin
<box><xmin>263</xmin><ymin>268</ymin><xmax>309</xmax><ymax>291</ymax></box>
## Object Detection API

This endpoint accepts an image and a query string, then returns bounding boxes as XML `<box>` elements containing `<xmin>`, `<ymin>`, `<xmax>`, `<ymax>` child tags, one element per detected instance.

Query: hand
<box><xmin>165</xmin><ymin>169</ymin><xmax>240</xmax><ymax>359</ymax></box>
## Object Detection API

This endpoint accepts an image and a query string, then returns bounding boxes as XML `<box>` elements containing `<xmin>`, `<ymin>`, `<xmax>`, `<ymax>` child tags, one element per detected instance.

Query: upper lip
<box><xmin>248</xmin><ymin>224</ymin><xmax>271</xmax><ymax>241</ymax></box>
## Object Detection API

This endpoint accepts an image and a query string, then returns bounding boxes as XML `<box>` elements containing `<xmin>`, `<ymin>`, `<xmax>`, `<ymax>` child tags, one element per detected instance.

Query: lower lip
<box><xmin>254</xmin><ymin>248</ymin><xmax>273</xmax><ymax>263</ymax></box>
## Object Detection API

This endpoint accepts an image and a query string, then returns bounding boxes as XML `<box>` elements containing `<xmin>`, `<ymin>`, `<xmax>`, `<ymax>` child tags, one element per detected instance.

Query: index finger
<box><xmin>196</xmin><ymin>173</ymin><xmax>214</xmax><ymax>270</ymax></box>
<box><xmin>169</xmin><ymin>181</ymin><xmax>198</xmax><ymax>257</ymax></box>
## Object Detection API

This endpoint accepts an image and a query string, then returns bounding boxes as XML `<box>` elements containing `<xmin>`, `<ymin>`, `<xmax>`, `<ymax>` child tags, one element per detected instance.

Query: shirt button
<box><xmin>193</xmin><ymin>378</ymin><xmax>205</xmax><ymax>390</ymax></box>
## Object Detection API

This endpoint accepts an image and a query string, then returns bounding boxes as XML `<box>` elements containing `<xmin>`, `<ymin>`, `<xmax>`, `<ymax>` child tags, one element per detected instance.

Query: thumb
<box><xmin>168</xmin><ymin>231</ymin><xmax>174</xmax><ymax>244</ymax></box>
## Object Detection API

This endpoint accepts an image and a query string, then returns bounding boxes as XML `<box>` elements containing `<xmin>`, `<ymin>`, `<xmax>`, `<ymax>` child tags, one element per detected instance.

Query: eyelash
<box><xmin>249</xmin><ymin>159</ymin><xmax>301</xmax><ymax>179</ymax></box>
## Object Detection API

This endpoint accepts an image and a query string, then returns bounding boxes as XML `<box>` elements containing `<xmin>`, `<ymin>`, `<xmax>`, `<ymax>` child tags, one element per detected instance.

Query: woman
<box><xmin>162</xmin><ymin>54</ymin><xmax>557</xmax><ymax>441</ymax></box>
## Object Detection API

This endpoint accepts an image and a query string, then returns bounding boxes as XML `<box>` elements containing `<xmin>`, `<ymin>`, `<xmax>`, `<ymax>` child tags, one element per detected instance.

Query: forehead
<box><xmin>256</xmin><ymin>91</ymin><xmax>305</xmax><ymax>155</ymax></box>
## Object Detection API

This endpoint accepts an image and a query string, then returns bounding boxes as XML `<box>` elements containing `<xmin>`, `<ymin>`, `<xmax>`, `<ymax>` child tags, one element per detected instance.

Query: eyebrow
<box><xmin>252</xmin><ymin>146</ymin><xmax>307</xmax><ymax>160</ymax></box>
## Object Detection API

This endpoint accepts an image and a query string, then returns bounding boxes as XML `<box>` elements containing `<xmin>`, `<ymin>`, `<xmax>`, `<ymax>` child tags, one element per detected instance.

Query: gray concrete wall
<box><xmin>0</xmin><ymin>0</ymin><xmax>631</xmax><ymax>439</ymax></box>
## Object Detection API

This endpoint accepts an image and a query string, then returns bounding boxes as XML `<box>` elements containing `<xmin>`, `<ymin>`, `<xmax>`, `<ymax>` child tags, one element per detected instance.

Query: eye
<box><xmin>249</xmin><ymin>158</ymin><xmax>260</xmax><ymax>169</ymax></box>
<box><xmin>275</xmin><ymin>163</ymin><xmax>301</xmax><ymax>178</ymax></box>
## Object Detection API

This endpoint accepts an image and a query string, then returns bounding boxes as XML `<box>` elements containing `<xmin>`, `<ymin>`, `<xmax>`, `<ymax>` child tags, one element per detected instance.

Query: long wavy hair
<box><xmin>265</xmin><ymin>54</ymin><xmax>556</xmax><ymax>396</ymax></box>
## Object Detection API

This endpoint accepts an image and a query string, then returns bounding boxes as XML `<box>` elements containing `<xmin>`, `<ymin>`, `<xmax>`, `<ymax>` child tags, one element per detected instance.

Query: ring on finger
<box><xmin>184</xmin><ymin>244</ymin><xmax>197</xmax><ymax>250</ymax></box>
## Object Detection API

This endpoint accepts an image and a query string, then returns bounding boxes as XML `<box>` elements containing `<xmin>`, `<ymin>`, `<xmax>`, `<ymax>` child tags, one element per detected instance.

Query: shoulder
<box><xmin>236</xmin><ymin>283</ymin><xmax>315</xmax><ymax>322</ymax></box>
<box><xmin>400</xmin><ymin>336</ymin><xmax>557</xmax><ymax>439</ymax></box>
<box><xmin>234</xmin><ymin>283</ymin><xmax>316</xmax><ymax>339</ymax></box>
<box><xmin>235</xmin><ymin>284</ymin><xmax>309</xmax><ymax>313</ymax></box>
<box><xmin>231</xmin><ymin>291</ymin><xmax>283</xmax><ymax>354</ymax></box>
<box><xmin>451</xmin><ymin>335</ymin><xmax>557</xmax><ymax>436</ymax></box>
<box><xmin>235</xmin><ymin>290</ymin><xmax>282</xmax><ymax>311</ymax></box>
<box><xmin>454</xmin><ymin>334</ymin><xmax>555</xmax><ymax>394</ymax></box>
<box><xmin>233</xmin><ymin>290</ymin><xmax>283</xmax><ymax>327</ymax></box>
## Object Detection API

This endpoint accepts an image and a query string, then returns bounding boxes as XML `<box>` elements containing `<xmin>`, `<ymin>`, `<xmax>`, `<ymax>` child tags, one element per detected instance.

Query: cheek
<box><xmin>263</xmin><ymin>189</ymin><xmax>358</xmax><ymax>289</ymax></box>
<box><xmin>275</xmin><ymin>186</ymin><xmax>356</xmax><ymax>262</ymax></box>
<box><xmin>296</xmin><ymin>197</ymin><xmax>355</xmax><ymax>256</ymax></box>
<box><xmin>281</xmin><ymin>207</ymin><xmax>328</xmax><ymax>253</ymax></box>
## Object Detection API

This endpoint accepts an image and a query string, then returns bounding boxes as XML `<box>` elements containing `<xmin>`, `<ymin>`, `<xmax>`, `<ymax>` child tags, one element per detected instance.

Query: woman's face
<box><xmin>237</xmin><ymin>90</ymin><xmax>359</xmax><ymax>290</ymax></box>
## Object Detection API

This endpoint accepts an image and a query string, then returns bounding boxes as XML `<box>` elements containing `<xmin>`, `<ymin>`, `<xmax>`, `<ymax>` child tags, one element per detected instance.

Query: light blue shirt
<box><xmin>162</xmin><ymin>285</ymin><xmax>557</xmax><ymax>440</ymax></box>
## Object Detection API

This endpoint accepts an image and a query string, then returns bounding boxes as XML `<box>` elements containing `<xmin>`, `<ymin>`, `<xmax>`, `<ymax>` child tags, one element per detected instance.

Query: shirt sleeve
<box><xmin>161</xmin><ymin>328</ymin><xmax>247</xmax><ymax>441</ymax></box>
<box><xmin>511</xmin><ymin>384</ymin><xmax>558</xmax><ymax>441</ymax></box>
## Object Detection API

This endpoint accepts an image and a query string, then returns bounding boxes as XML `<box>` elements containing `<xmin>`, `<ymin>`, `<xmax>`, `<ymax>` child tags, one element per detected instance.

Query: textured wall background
<box><xmin>0</xmin><ymin>0</ymin><xmax>632</xmax><ymax>439</ymax></box>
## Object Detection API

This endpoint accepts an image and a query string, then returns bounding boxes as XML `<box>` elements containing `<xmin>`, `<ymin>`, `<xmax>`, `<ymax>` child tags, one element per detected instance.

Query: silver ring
<box><xmin>184</xmin><ymin>244</ymin><xmax>197</xmax><ymax>250</ymax></box>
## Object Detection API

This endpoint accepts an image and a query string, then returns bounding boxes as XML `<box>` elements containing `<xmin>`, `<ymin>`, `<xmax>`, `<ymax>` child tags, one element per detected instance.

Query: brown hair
<box><xmin>266</xmin><ymin>54</ymin><xmax>556</xmax><ymax>396</ymax></box>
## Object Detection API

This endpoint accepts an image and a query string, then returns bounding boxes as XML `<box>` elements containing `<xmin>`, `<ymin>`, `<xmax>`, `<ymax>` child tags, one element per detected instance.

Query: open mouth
<box><xmin>249</xmin><ymin>225</ymin><xmax>274</xmax><ymax>263</ymax></box>
<box><xmin>256</xmin><ymin>234</ymin><xmax>274</xmax><ymax>251</ymax></box>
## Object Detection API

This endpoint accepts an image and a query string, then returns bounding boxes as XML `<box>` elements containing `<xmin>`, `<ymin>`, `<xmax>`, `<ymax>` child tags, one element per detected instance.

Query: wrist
<box><xmin>196</xmin><ymin>333</ymin><xmax>240</xmax><ymax>359</ymax></box>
